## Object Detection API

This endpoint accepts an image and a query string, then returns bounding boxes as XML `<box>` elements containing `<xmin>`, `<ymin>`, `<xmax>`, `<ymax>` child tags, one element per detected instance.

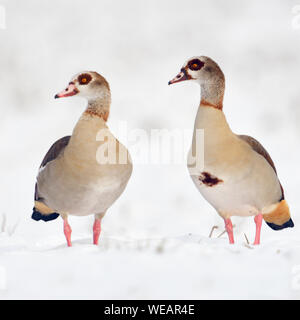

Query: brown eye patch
<box><xmin>188</xmin><ymin>59</ymin><xmax>204</xmax><ymax>71</ymax></box>
<box><xmin>78</xmin><ymin>73</ymin><xmax>92</xmax><ymax>85</ymax></box>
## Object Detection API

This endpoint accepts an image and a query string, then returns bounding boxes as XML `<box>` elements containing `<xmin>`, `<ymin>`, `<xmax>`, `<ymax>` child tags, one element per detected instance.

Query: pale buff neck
<box><xmin>84</xmin><ymin>91</ymin><xmax>111</xmax><ymax>121</ymax></box>
<box><xmin>199</xmin><ymin>72</ymin><xmax>225</xmax><ymax>110</ymax></box>
<box><xmin>191</xmin><ymin>106</ymin><xmax>233</xmax><ymax>159</ymax></box>
<box><xmin>194</xmin><ymin>105</ymin><xmax>233</xmax><ymax>140</ymax></box>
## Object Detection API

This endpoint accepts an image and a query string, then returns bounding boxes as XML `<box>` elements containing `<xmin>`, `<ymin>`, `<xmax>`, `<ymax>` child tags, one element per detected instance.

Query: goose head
<box><xmin>55</xmin><ymin>71</ymin><xmax>110</xmax><ymax>101</ymax></box>
<box><xmin>168</xmin><ymin>56</ymin><xmax>225</xmax><ymax>109</ymax></box>
<box><xmin>168</xmin><ymin>56</ymin><xmax>224</xmax><ymax>85</ymax></box>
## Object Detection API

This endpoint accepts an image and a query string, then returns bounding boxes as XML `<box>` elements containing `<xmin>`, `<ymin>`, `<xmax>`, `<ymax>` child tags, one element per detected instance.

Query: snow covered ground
<box><xmin>1</xmin><ymin>0</ymin><xmax>300</xmax><ymax>299</ymax></box>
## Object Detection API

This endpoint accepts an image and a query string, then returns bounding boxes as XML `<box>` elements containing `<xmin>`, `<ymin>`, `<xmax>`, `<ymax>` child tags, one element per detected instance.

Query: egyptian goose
<box><xmin>32</xmin><ymin>72</ymin><xmax>132</xmax><ymax>246</ymax></box>
<box><xmin>169</xmin><ymin>56</ymin><xmax>294</xmax><ymax>244</ymax></box>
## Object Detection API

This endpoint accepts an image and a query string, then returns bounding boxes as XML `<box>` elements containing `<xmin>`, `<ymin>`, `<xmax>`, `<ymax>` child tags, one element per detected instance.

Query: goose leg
<box><xmin>63</xmin><ymin>217</ymin><xmax>72</xmax><ymax>247</ymax></box>
<box><xmin>93</xmin><ymin>213</ymin><xmax>104</xmax><ymax>245</ymax></box>
<box><xmin>253</xmin><ymin>213</ymin><xmax>263</xmax><ymax>245</ymax></box>
<box><xmin>224</xmin><ymin>218</ymin><xmax>234</xmax><ymax>244</ymax></box>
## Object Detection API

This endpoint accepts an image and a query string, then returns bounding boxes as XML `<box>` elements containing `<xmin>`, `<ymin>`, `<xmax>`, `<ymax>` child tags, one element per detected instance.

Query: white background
<box><xmin>0</xmin><ymin>0</ymin><xmax>300</xmax><ymax>299</ymax></box>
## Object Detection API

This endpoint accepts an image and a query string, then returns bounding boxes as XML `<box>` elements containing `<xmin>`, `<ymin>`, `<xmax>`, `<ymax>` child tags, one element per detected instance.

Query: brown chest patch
<box><xmin>199</xmin><ymin>172</ymin><xmax>223</xmax><ymax>187</ymax></box>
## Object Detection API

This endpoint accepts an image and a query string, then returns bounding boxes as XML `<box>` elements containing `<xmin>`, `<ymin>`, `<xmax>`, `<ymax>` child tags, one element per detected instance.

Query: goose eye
<box><xmin>78</xmin><ymin>73</ymin><xmax>92</xmax><ymax>85</ymax></box>
<box><xmin>188</xmin><ymin>59</ymin><xmax>204</xmax><ymax>71</ymax></box>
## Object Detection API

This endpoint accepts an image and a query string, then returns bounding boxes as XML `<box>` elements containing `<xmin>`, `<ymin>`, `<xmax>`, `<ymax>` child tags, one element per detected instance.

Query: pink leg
<box><xmin>63</xmin><ymin>219</ymin><xmax>72</xmax><ymax>247</ymax></box>
<box><xmin>93</xmin><ymin>219</ymin><xmax>102</xmax><ymax>245</ymax></box>
<box><xmin>253</xmin><ymin>213</ymin><xmax>263</xmax><ymax>245</ymax></box>
<box><xmin>224</xmin><ymin>218</ymin><xmax>234</xmax><ymax>244</ymax></box>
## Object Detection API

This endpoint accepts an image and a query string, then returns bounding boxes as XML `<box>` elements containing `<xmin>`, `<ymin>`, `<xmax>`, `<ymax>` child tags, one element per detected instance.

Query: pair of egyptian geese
<box><xmin>33</xmin><ymin>56</ymin><xmax>294</xmax><ymax>247</ymax></box>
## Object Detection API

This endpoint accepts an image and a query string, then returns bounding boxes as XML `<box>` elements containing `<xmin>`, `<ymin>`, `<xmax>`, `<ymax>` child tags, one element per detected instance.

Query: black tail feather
<box><xmin>266</xmin><ymin>218</ymin><xmax>294</xmax><ymax>231</ymax></box>
<box><xmin>31</xmin><ymin>208</ymin><xmax>59</xmax><ymax>222</ymax></box>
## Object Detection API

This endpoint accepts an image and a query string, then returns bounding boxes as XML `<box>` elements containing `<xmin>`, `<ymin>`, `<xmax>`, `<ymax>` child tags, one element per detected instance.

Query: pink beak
<box><xmin>55</xmin><ymin>82</ymin><xmax>79</xmax><ymax>99</ymax></box>
<box><xmin>168</xmin><ymin>69</ymin><xmax>190</xmax><ymax>85</ymax></box>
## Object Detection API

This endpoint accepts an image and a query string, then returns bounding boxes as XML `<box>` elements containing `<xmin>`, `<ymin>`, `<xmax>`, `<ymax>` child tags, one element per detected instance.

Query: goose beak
<box><xmin>55</xmin><ymin>82</ymin><xmax>79</xmax><ymax>99</ymax></box>
<box><xmin>168</xmin><ymin>69</ymin><xmax>190</xmax><ymax>85</ymax></box>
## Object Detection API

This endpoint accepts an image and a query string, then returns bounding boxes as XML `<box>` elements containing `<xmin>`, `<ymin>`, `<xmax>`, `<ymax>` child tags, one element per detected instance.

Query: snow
<box><xmin>1</xmin><ymin>232</ymin><xmax>300</xmax><ymax>299</ymax></box>
<box><xmin>1</xmin><ymin>0</ymin><xmax>300</xmax><ymax>299</ymax></box>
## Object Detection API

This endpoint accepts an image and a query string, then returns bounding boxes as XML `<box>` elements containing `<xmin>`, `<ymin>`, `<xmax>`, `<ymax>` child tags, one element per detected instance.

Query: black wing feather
<box><xmin>32</xmin><ymin>136</ymin><xmax>71</xmax><ymax>222</ymax></box>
